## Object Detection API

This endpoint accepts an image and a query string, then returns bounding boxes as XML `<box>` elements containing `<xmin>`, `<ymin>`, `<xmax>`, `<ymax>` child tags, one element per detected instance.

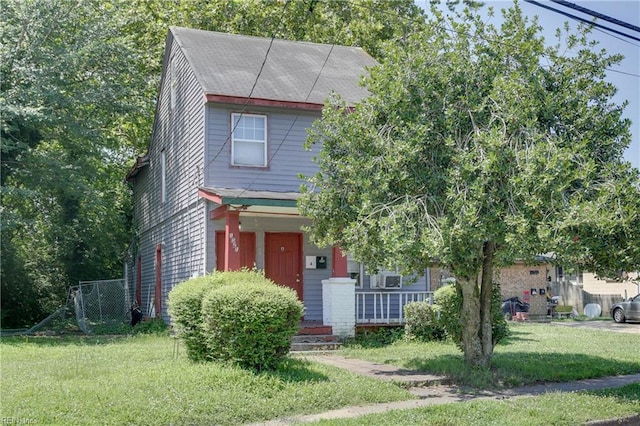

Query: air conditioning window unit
<box><xmin>380</xmin><ymin>273</ymin><xmax>402</xmax><ymax>289</ymax></box>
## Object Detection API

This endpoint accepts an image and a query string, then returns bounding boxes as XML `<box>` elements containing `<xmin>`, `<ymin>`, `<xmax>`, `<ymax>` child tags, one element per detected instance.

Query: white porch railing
<box><xmin>355</xmin><ymin>292</ymin><xmax>434</xmax><ymax>324</ymax></box>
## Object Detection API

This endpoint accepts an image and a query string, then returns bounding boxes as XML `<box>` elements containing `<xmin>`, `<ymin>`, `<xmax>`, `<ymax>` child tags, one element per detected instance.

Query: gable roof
<box><xmin>169</xmin><ymin>27</ymin><xmax>377</xmax><ymax>107</ymax></box>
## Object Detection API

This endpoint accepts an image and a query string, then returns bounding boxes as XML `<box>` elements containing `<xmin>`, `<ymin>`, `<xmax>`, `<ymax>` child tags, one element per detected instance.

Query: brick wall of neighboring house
<box><xmin>496</xmin><ymin>263</ymin><xmax>548</xmax><ymax>300</ymax></box>
<box><xmin>431</xmin><ymin>264</ymin><xmax>549</xmax><ymax>301</ymax></box>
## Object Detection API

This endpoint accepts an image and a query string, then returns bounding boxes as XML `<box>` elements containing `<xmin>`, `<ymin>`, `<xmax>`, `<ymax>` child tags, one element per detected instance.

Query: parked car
<box><xmin>611</xmin><ymin>294</ymin><xmax>640</xmax><ymax>323</ymax></box>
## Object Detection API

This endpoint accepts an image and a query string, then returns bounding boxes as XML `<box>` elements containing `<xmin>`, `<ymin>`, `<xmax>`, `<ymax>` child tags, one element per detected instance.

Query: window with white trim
<box><xmin>231</xmin><ymin>113</ymin><xmax>267</xmax><ymax>167</ymax></box>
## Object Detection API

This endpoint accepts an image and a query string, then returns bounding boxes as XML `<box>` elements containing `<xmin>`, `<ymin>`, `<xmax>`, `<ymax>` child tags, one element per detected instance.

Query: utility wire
<box><xmin>203</xmin><ymin>0</ymin><xmax>291</xmax><ymax>174</ymax></box>
<box><xmin>550</xmin><ymin>0</ymin><xmax>640</xmax><ymax>33</ymax></box>
<box><xmin>524</xmin><ymin>0</ymin><xmax>640</xmax><ymax>42</ymax></box>
<box><xmin>349</xmin><ymin>1</ymin><xmax>639</xmax><ymax>77</ymax></box>
<box><xmin>230</xmin><ymin>43</ymin><xmax>338</xmax><ymax>201</ymax></box>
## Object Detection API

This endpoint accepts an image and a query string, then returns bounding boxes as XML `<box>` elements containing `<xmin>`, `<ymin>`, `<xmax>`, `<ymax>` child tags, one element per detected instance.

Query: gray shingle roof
<box><xmin>170</xmin><ymin>27</ymin><xmax>377</xmax><ymax>106</ymax></box>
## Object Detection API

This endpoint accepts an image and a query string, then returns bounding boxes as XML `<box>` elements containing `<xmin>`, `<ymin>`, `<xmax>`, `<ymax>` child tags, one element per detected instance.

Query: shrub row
<box><xmin>168</xmin><ymin>270</ymin><xmax>303</xmax><ymax>371</ymax></box>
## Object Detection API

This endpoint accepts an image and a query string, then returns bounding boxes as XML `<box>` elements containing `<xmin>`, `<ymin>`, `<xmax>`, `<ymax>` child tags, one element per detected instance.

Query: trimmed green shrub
<box><xmin>490</xmin><ymin>282</ymin><xmax>509</xmax><ymax>346</ymax></box>
<box><xmin>167</xmin><ymin>275</ymin><xmax>212</xmax><ymax>361</ymax></box>
<box><xmin>434</xmin><ymin>282</ymin><xmax>509</xmax><ymax>350</ymax></box>
<box><xmin>201</xmin><ymin>271</ymin><xmax>303</xmax><ymax>371</ymax></box>
<box><xmin>434</xmin><ymin>284</ymin><xmax>463</xmax><ymax>345</ymax></box>
<box><xmin>404</xmin><ymin>301</ymin><xmax>445</xmax><ymax>342</ymax></box>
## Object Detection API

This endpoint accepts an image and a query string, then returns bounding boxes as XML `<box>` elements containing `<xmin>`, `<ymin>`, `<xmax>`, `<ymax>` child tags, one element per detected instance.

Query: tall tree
<box><xmin>300</xmin><ymin>3</ymin><xmax>640</xmax><ymax>367</ymax></box>
<box><xmin>1</xmin><ymin>0</ymin><xmax>144</xmax><ymax>326</ymax></box>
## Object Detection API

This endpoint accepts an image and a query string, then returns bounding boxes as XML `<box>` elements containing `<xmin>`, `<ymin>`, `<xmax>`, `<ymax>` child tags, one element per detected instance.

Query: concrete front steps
<box><xmin>291</xmin><ymin>322</ymin><xmax>342</xmax><ymax>352</ymax></box>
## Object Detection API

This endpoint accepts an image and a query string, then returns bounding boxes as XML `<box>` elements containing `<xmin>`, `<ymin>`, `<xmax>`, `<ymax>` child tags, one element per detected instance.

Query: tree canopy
<box><xmin>300</xmin><ymin>3</ymin><xmax>640</xmax><ymax>366</ymax></box>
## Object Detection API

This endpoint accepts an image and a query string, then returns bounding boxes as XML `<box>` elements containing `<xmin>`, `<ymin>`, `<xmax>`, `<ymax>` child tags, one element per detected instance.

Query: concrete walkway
<box><xmin>252</xmin><ymin>354</ymin><xmax>640</xmax><ymax>425</ymax></box>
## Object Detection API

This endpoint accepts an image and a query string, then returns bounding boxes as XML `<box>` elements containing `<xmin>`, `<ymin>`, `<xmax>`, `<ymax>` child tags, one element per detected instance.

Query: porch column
<box><xmin>322</xmin><ymin>277</ymin><xmax>356</xmax><ymax>337</ymax></box>
<box><xmin>331</xmin><ymin>246</ymin><xmax>348</xmax><ymax>277</ymax></box>
<box><xmin>224</xmin><ymin>210</ymin><xmax>241</xmax><ymax>271</ymax></box>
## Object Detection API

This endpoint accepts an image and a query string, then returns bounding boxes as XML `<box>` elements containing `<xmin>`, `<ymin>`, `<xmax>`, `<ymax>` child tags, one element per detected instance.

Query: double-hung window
<box><xmin>231</xmin><ymin>113</ymin><xmax>267</xmax><ymax>167</ymax></box>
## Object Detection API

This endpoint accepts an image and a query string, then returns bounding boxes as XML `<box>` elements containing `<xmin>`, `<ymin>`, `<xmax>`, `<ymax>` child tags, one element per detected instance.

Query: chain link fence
<box><xmin>74</xmin><ymin>279</ymin><xmax>130</xmax><ymax>334</ymax></box>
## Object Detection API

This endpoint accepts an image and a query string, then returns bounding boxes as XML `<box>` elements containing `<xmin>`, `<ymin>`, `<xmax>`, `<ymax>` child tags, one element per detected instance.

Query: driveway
<box><xmin>550</xmin><ymin>320</ymin><xmax>640</xmax><ymax>334</ymax></box>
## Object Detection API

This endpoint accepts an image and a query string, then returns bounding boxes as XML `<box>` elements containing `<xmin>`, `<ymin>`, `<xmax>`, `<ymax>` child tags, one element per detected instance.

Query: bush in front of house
<box><xmin>404</xmin><ymin>301</ymin><xmax>445</xmax><ymax>342</ymax></box>
<box><xmin>167</xmin><ymin>275</ymin><xmax>213</xmax><ymax>361</ymax></box>
<box><xmin>435</xmin><ymin>282</ymin><xmax>509</xmax><ymax>350</ymax></box>
<box><xmin>200</xmin><ymin>271</ymin><xmax>303</xmax><ymax>371</ymax></box>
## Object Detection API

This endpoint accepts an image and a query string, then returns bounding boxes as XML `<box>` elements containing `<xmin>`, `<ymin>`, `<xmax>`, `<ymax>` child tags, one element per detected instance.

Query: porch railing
<box><xmin>355</xmin><ymin>291</ymin><xmax>434</xmax><ymax>324</ymax></box>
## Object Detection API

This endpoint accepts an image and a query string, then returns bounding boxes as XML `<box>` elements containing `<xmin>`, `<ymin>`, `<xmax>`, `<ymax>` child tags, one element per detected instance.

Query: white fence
<box><xmin>355</xmin><ymin>291</ymin><xmax>434</xmax><ymax>324</ymax></box>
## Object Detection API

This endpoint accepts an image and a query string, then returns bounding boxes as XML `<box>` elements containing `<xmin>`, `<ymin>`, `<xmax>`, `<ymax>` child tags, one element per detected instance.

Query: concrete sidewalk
<box><xmin>252</xmin><ymin>354</ymin><xmax>640</xmax><ymax>425</ymax></box>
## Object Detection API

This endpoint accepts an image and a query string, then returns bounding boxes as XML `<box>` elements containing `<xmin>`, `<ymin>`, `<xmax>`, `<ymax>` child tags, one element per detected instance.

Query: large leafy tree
<box><xmin>1</xmin><ymin>0</ymin><xmax>145</xmax><ymax>326</ymax></box>
<box><xmin>300</xmin><ymin>3</ymin><xmax>640</xmax><ymax>367</ymax></box>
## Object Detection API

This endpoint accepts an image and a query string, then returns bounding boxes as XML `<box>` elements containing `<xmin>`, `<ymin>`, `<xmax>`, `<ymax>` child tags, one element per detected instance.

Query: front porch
<box><xmin>355</xmin><ymin>291</ymin><xmax>434</xmax><ymax>325</ymax></box>
<box><xmin>296</xmin><ymin>291</ymin><xmax>435</xmax><ymax>349</ymax></box>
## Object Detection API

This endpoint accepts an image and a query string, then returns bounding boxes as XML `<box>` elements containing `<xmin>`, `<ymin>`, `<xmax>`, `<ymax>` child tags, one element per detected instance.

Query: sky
<box><xmin>418</xmin><ymin>0</ymin><xmax>640</xmax><ymax>171</ymax></box>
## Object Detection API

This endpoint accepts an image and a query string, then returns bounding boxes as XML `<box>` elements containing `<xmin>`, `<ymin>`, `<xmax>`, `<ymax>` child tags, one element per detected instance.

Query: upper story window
<box><xmin>231</xmin><ymin>113</ymin><xmax>267</xmax><ymax>167</ymax></box>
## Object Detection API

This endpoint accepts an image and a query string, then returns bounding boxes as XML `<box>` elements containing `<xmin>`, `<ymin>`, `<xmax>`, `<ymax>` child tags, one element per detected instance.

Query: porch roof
<box><xmin>198</xmin><ymin>186</ymin><xmax>299</xmax><ymax>208</ymax></box>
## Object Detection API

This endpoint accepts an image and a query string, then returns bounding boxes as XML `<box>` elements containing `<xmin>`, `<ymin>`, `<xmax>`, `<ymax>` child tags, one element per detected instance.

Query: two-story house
<box><xmin>126</xmin><ymin>27</ymin><xmax>441</xmax><ymax>335</ymax></box>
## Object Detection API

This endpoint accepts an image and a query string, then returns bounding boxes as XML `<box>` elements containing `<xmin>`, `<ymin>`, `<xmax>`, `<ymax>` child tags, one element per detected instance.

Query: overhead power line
<box><xmin>550</xmin><ymin>0</ymin><xmax>640</xmax><ymax>34</ymax></box>
<box><xmin>524</xmin><ymin>0</ymin><xmax>640</xmax><ymax>42</ymax></box>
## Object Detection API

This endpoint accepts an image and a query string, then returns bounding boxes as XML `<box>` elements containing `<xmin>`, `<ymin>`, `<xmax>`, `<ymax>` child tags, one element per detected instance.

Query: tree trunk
<box><xmin>480</xmin><ymin>241</ymin><xmax>496</xmax><ymax>361</ymax></box>
<box><xmin>459</xmin><ymin>241</ymin><xmax>496</xmax><ymax>368</ymax></box>
<box><xmin>459</xmin><ymin>276</ymin><xmax>483</xmax><ymax>366</ymax></box>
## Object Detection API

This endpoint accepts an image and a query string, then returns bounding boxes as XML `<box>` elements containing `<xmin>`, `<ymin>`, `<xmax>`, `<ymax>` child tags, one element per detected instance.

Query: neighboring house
<box><xmin>125</xmin><ymin>27</ymin><xmax>436</xmax><ymax>335</ymax></box>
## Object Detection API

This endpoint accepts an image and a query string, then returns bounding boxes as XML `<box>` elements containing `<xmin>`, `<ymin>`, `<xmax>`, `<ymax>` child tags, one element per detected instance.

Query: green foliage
<box><xmin>130</xmin><ymin>318</ymin><xmax>168</xmax><ymax>335</ymax></box>
<box><xmin>351</xmin><ymin>326</ymin><xmax>405</xmax><ymax>348</ymax></box>
<box><xmin>404</xmin><ymin>302</ymin><xmax>446</xmax><ymax>342</ymax></box>
<box><xmin>300</xmin><ymin>1</ymin><xmax>639</xmax><ymax>367</ymax></box>
<box><xmin>201</xmin><ymin>273</ymin><xmax>303</xmax><ymax>371</ymax></box>
<box><xmin>434</xmin><ymin>285</ymin><xmax>464</xmax><ymax>346</ymax></box>
<box><xmin>167</xmin><ymin>275</ymin><xmax>218</xmax><ymax>361</ymax></box>
<box><xmin>490</xmin><ymin>283</ymin><xmax>509</xmax><ymax>346</ymax></box>
<box><xmin>434</xmin><ymin>282</ymin><xmax>508</xmax><ymax>351</ymax></box>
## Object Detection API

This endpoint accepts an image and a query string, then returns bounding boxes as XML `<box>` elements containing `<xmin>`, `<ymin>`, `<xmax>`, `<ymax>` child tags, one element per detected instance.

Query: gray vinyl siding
<box><xmin>204</xmin><ymin>104</ymin><xmax>322</xmax><ymax>191</ymax></box>
<box><xmin>129</xmin><ymin>34</ymin><xmax>207</xmax><ymax>319</ymax></box>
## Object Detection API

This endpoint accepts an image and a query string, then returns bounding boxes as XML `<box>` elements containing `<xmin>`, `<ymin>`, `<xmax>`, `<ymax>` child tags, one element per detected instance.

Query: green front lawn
<box><xmin>311</xmin><ymin>384</ymin><xmax>640</xmax><ymax>426</ymax></box>
<box><xmin>0</xmin><ymin>334</ymin><xmax>411</xmax><ymax>425</ymax></box>
<box><xmin>342</xmin><ymin>322</ymin><xmax>640</xmax><ymax>388</ymax></box>
<box><xmin>1</xmin><ymin>323</ymin><xmax>638</xmax><ymax>425</ymax></box>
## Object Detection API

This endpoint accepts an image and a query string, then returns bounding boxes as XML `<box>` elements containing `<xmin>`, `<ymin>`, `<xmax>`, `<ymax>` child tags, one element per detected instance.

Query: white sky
<box><xmin>418</xmin><ymin>0</ymin><xmax>640</xmax><ymax>171</ymax></box>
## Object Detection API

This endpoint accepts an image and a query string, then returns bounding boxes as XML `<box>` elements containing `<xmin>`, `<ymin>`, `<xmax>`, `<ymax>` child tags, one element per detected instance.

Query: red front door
<box><xmin>264</xmin><ymin>233</ymin><xmax>303</xmax><ymax>300</ymax></box>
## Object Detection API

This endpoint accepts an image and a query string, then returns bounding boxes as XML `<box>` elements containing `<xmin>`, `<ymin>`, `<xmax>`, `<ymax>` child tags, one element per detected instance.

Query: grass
<box><xmin>342</xmin><ymin>322</ymin><xmax>640</xmax><ymax>388</ymax></box>
<box><xmin>0</xmin><ymin>334</ymin><xmax>411</xmax><ymax>425</ymax></box>
<box><xmin>310</xmin><ymin>384</ymin><xmax>640</xmax><ymax>425</ymax></box>
<box><xmin>1</xmin><ymin>322</ymin><xmax>638</xmax><ymax>425</ymax></box>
